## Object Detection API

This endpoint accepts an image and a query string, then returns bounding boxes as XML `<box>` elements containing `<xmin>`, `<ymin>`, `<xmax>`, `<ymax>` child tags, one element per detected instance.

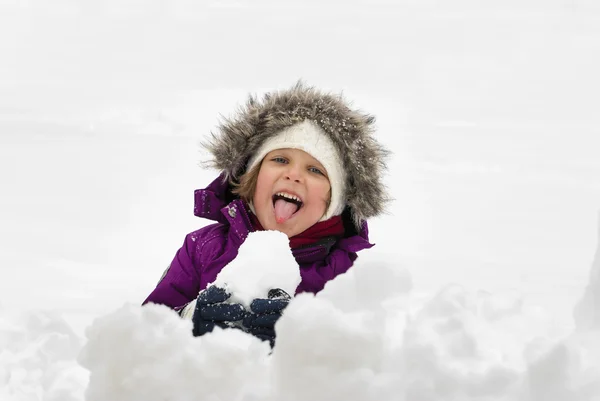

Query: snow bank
<box><xmin>78</xmin><ymin>304</ymin><xmax>271</xmax><ymax>401</ymax></box>
<box><xmin>0</xmin><ymin>307</ymin><xmax>87</xmax><ymax>401</ymax></box>
<box><xmin>2</xmin><ymin>255</ymin><xmax>600</xmax><ymax>400</ymax></box>
<box><xmin>76</xmin><ymin>259</ymin><xmax>599</xmax><ymax>401</ymax></box>
<box><xmin>3</xmin><ymin>224</ymin><xmax>600</xmax><ymax>400</ymax></box>
<box><xmin>524</xmin><ymin>331</ymin><xmax>600</xmax><ymax>401</ymax></box>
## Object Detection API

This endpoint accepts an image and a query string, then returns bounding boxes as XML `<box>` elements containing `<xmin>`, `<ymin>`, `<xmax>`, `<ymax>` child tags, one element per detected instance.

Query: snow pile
<box><xmin>524</xmin><ymin>331</ymin><xmax>600</xmax><ymax>401</ymax></box>
<box><xmin>273</xmin><ymin>265</ymin><xmax>572</xmax><ymax>401</ymax></box>
<box><xmin>3</xmin><ymin>227</ymin><xmax>600</xmax><ymax>400</ymax></box>
<box><xmin>270</xmin><ymin>263</ymin><xmax>401</xmax><ymax>401</ymax></box>
<box><xmin>2</xmin><ymin>256</ymin><xmax>599</xmax><ymax>400</ymax></box>
<box><xmin>78</xmin><ymin>304</ymin><xmax>271</xmax><ymax>401</ymax></box>
<box><xmin>0</xmin><ymin>307</ymin><xmax>87</xmax><ymax>401</ymax></box>
<box><xmin>214</xmin><ymin>230</ymin><xmax>301</xmax><ymax>306</ymax></box>
<box><xmin>390</xmin><ymin>285</ymin><xmax>550</xmax><ymax>400</ymax></box>
<box><xmin>76</xmin><ymin>258</ymin><xmax>600</xmax><ymax>401</ymax></box>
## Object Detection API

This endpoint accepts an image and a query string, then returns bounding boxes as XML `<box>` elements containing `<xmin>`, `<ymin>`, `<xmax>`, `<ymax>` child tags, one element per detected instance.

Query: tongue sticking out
<box><xmin>274</xmin><ymin>199</ymin><xmax>299</xmax><ymax>224</ymax></box>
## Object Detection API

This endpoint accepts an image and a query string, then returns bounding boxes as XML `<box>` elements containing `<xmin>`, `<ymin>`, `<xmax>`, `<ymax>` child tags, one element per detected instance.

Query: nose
<box><xmin>284</xmin><ymin>163</ymin><xmax>303</xmax><ymax>183</ymax></box>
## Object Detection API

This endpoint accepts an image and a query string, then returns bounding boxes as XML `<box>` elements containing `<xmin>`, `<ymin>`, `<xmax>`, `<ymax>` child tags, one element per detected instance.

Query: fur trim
<box><xmin>202</xmin><ymin>81</ymin><xmax>390</xmax><ymax>229</ymax></box>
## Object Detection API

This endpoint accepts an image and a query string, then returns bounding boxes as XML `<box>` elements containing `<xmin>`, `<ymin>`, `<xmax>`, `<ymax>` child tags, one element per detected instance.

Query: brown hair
<box><xmin>231</xmin><ymin>162</ymin><xmax>262</xmax><ymax>203</ymax></box>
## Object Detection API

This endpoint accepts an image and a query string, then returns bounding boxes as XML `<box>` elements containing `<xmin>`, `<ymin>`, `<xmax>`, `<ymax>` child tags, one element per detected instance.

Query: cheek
<box><xmin>254</xmin><ymin>185</ymin><xmax>269</xmax><ymax>207</ymax></box>
<box><xmin>311</xmin><ymin>181</ymin><xmax>331</xmax><ymax>204</ymax></box>
<box><xmin>254</xmin><ymin>173</ymin><xmax>271</xmax><ymax>203</ymax></box>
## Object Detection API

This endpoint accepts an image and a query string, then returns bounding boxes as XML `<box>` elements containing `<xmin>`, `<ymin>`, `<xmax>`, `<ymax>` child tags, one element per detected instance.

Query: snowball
<box><xmin>213</xmin><ymin>230</ymin><xmax>301</xmax><ymax>306</ymax></box>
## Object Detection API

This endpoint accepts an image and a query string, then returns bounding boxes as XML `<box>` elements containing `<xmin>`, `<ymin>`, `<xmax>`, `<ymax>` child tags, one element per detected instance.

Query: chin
<box><xmin>278</xmin><ymin>228</ymin><xmax>295</xmax><ymax>238</ymax></box>
<box><xmin>262</xmin><ymin>218</ymin><xmax>299</xmax><ymax>238</ymax></box>
<box><xmin>270</xmin><ymin>222</ymin><xmax>297</xmax><ymax>238</ymax></box>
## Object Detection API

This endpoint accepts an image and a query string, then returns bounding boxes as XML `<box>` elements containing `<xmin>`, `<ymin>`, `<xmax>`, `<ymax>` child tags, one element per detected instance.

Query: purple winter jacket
<box><xmin>142</xmin><ymin>174</ymin><xmax>375</xmax><ymax>310</ymax></box>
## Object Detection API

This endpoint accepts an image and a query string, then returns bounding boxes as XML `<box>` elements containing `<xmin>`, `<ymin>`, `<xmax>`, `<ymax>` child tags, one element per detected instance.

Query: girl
<box><xmin>143</xmin><ymin>82</ymin><xmax>390</xmax><ymax>342</ymax></box>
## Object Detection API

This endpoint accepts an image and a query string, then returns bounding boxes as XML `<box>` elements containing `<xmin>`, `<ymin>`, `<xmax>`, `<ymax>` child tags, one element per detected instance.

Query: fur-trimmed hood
<box><xmin>202</xmin><ymin>82</ymin><xmax>390</xmax><ymax>228</ymax></box>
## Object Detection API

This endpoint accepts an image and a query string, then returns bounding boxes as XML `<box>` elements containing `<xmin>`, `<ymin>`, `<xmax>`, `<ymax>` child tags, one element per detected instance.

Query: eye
<box><xmin>309</xmin><ymin>166</ymin><xmax>325</xmax><ymax>176</ymax></box>
<box><xmin>272</xmin><ymin>157</ymin><xmax>288</xmax><ymax>164</ymax></box>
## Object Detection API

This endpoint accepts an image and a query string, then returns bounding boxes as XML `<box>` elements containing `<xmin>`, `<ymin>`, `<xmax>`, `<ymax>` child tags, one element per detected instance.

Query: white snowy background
<box><xmin>1</xmin><ymin>0</ymin><xmax>600</xmax><ymax>400</ymax></box>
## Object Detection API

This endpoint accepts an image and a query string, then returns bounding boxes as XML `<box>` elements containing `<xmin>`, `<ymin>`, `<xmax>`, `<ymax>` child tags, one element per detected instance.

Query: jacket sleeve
<box><xmin>142</xmin><ymin>232</ymin><xmax>203</xmax><ymax>310</ymax></box>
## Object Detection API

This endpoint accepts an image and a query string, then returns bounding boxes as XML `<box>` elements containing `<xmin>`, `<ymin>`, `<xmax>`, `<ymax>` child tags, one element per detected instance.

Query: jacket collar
<box><xmin>193</xmin><ymin>174</ymin><xmax>374</xmax><ymax>263</ymax></box>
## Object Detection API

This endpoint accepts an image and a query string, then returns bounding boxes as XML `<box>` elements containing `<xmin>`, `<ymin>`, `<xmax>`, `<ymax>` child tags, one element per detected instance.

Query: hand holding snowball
<box><xmin>243</xmin><ymin>288</ymin><xmax>292</xmax><ymax>346</ymax></box>
<box><xmin>193</xmin><ymin>230</ymin><xmax>301</xmax><ymax>344</ymax></box>
<box><xmin>213</xmin><ymin>230</ymin><xmax>301</xmax><ymax>306</ymax></box>
<box><xmin>191</xmin><ymin>286</ymin><xmax>247</xmax><ymax>337</ymax></box>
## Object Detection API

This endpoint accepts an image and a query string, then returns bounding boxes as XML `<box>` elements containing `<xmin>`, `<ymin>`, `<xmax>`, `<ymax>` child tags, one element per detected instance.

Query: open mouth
<box><xmin>272</xmin><ymin>192</ymin><xmax>303</xmax><ymax>223</ymax></box>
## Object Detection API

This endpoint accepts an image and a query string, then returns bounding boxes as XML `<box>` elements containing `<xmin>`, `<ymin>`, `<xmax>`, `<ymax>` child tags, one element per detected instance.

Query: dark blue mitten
<box><xmin>192</xmin><ymin>285</ymin><xmax>248</xmax><ymax>337</ymax></box>
<box><xmin>243</xmin><ymin>288</ymin><xmax>291</xmax><ymax>346</ymax></box>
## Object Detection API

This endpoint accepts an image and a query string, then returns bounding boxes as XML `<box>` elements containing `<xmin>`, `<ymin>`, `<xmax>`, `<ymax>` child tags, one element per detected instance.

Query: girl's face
<box><xmin>252</xmin><ymin>148</ymin><xmax>331</xmax><ymax>238</ymax></box>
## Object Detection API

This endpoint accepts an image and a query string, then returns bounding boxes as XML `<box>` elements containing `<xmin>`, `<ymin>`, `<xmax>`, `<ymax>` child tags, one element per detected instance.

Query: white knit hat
<box><xmin>246</xmin><ymin>120</ymin><xmax>346</xmax><ymax>222</ymax></box>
